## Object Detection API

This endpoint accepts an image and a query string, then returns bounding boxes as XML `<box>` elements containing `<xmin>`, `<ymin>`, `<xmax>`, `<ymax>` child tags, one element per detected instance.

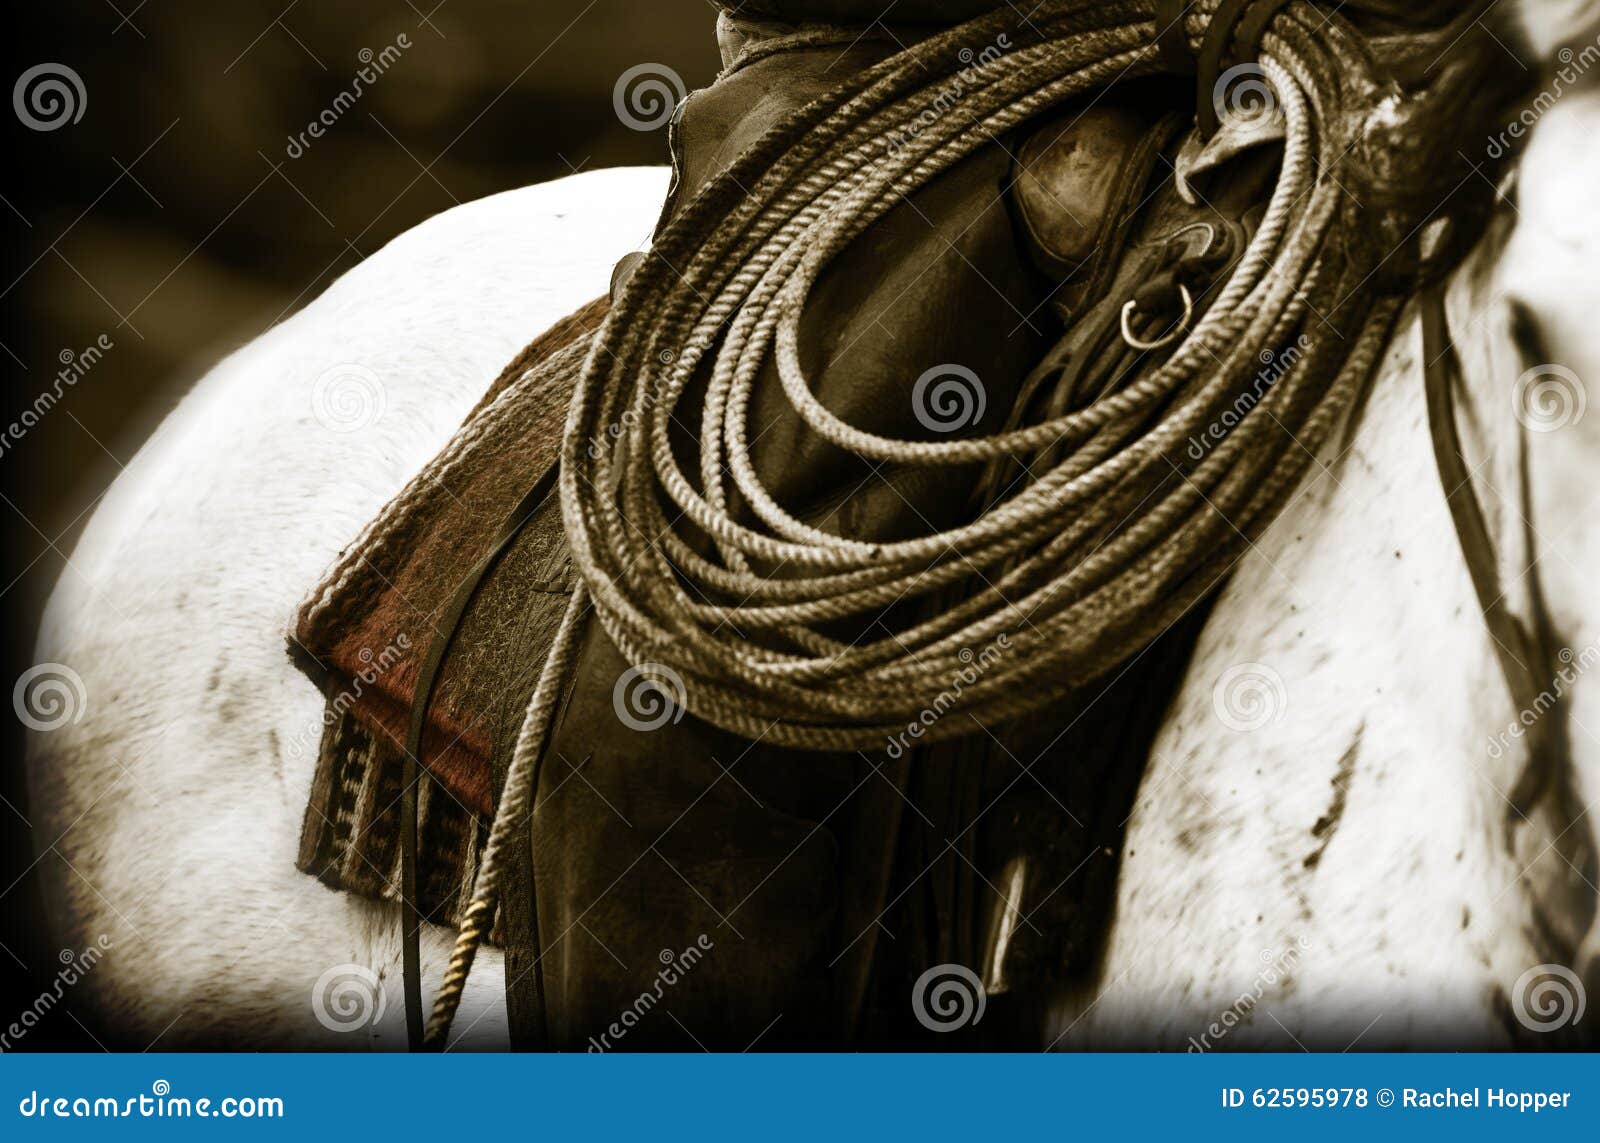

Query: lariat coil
<box><xmin>567</xmin><ymin>2</ymin><xmax>1382</xmax><ymax>752</ymax></box>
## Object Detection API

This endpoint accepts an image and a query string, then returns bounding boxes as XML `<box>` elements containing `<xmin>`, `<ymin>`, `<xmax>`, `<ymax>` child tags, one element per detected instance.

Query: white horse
<box><xmin>24</xmin><ymin>2</ymin><xmax>1598</xmax><ymax>1049</ymax></box>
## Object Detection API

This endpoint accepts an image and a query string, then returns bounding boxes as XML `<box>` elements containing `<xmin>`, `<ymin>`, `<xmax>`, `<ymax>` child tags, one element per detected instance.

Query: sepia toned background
<box><xmin>2</xmin><ymin>0</ymin><xmax>721</xmax><ymax>1049</ymax></box>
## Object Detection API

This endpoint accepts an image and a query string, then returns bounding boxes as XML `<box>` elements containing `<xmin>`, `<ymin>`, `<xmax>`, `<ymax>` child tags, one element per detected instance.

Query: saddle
<box><xmin>292</xmin><ymin>0</ymin><xmax>1527</xmax><ymax>1050</ymax></box>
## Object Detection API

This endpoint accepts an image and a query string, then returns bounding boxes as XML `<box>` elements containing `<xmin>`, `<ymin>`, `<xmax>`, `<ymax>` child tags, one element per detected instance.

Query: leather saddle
<box><xmin>295</xmin><ymin>11</ymin><xmax>1285</xmax><ymax>1050</ymax></box>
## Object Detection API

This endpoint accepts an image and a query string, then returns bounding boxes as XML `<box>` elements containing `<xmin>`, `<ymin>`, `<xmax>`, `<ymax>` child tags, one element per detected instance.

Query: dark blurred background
<box><xmin>1</xmin><ymin>0</ymin><xmax>721</xmax><ymax>1049</ymax></box>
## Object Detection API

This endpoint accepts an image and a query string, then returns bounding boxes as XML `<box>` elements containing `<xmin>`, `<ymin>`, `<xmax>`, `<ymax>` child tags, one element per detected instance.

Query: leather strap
<box><xmin>1156</xmin><ymin>0</ymin><xmax>1197</xmax><ymax>74</ymax></box>
<box><xmin>399</xmin><ymin>769</ymin><xmax>422</xmax><ymax>1048</ymax></box>
<box><xmin>400</xmin><ymin>460</ymin><xmax>563</xmax><ymax>1050</ymax></box>
<box><xmin>1420</xmin><ymin>284</ymin><xmax>1556</xmax><ymax>817</ymax></box>
<box><xmin>1196</xmin><ymin>0</ymin><xmax>1298</xmax><ymax>139</ymax></box>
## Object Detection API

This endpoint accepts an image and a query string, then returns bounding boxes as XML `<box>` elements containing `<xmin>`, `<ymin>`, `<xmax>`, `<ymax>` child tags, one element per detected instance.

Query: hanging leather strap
<box><xmin>1421</xmin><ymin>284</ymin><xmax>1557</xmax><ymax>817</ymax></box>
<box><xmin>1195</xmin><ymin>0</ymin><xmax>1299</xmax><ymax>138</ymax></box>
<box><xmin>400</xmin><ymin>460</ymin><xmax>563</xmax><ymax>1050</ymax></box>
<box><xmin>1156</xmin><ymin>0</ymin><xmax>1197</xmax><ymax>74</ymax></box>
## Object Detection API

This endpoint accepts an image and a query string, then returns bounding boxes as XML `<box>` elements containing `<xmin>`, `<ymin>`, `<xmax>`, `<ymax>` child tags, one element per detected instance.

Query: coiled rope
<box><xmin>422</xmin><ymin>0</ymin><xmax>1489</xmax><ymax>1046</ymax></box>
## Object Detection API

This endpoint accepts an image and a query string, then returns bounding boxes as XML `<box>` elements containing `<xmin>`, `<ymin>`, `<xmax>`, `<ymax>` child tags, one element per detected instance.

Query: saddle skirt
<box><xmin>293</xmin><ymin>300</ymin><xmax>605</xmax><ymax>930</ymax></box>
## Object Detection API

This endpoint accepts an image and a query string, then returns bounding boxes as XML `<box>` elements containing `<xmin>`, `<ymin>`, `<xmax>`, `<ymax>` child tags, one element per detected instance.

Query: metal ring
<box><xmin>1120</xmin><ymin>283</ymin><xmax>1194</xmax><ymax>352</ymax></box>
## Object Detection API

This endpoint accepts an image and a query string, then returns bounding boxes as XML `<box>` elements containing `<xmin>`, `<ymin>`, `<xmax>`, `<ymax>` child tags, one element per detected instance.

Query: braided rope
<box><xmin>422</xmin><ymin>0</ymin><xmax>1484</xmax><ymax>1045</ymax></box>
